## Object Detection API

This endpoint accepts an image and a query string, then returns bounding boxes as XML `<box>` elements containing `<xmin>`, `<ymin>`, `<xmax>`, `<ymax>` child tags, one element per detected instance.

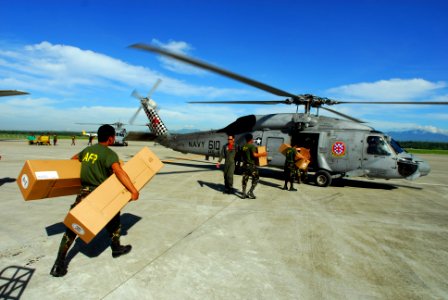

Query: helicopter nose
<box><xmin>417</xmin><ymin>159</ymin><xmax>431</xmax><ymax>177</ymax></box>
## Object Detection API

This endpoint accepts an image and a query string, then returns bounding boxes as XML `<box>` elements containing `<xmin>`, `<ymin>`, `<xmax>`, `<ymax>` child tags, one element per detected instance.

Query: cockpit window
<box><xmin>366</xmin><ymin>136</ymin><xmax>392</xmax><ymax>156</ymax></box>
<box><xmin>389</xmin><ymin>138</ymin><xmax>405</xmax><ymax>154</ymax></box>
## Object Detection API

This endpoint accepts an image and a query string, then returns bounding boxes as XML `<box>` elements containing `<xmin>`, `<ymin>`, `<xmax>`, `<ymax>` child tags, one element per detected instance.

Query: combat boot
<box><xmin>289</xmin><ymin>183</ymin><xmax>297</xmax><ymax>191</ymax></box>
<box><xmin>248</xmin><ymin>186</ymin><xmax>256</xmax><ymax>199</ymax></box>
<box><xmin>241</xmin><ymin>187</ymin><xmax>247</xmax><ymax>199</ymax></box>
<box><xmin>111</xmin><ymin>244</ymin><xmax>132</xmax><ymax>258</ymax></box>
<box><xmin>50</xmin><ymin>258</ymin><xmax>67</xmax><ymax>277</ymax></box>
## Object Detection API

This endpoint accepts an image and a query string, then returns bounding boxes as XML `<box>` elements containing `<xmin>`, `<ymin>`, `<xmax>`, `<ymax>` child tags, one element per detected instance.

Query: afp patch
<box><xmin>332</xmin><ymin>141</ymin><xmax>346</xmax><ymax>157</ymax></box>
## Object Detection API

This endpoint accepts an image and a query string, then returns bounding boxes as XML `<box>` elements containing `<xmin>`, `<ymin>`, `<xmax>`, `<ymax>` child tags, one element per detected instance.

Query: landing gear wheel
<box><xmin>315</xmin><ymin>170</ymin><xmax>332</xmax><ymax>187</ymax></box>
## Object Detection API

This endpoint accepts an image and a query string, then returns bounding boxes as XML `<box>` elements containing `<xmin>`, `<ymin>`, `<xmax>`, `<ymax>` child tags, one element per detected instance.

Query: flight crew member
<box><xmin>216</xmin><ymin>135</ymin><xmax>238</xmax><ymax>194</ymax></box>
<box><xmin>283</xmin><ymin>145</ymin><xmax>299</xmax><ymax>191</ymax></box>
<box><xmin>50</xmin><ymin>124</ymin><xmax>139</xmax><ymax>277</ymax></box>
<box><xmin>241</xmin><ymin>133</ymin><xmax>267</xmax><ymax>199</ymax></box>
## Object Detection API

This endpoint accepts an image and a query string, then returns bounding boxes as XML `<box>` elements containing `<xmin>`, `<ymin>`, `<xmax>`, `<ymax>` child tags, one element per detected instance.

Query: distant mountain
<box><xmin>172</xmin><ymin>128</ymin><xmax>203</xmax><ymax>134</ymax></box>
<box><xmin>387</xmin><ymin>130</ymin><xmax>448</xmax><ymax>142</ymax></box>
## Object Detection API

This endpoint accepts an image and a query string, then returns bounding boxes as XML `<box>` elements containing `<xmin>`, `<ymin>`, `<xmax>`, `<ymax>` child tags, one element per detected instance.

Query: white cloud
<box><xmin>414</xmin><ymin>125</ymin><xmax>448</xmax><ymax>134</ymax></box>
<box><xmin>1</xmin><ymin>41</ymin><xmax>447</xmax><ymax>133</ymax></box>
<box><xmin>0</xmin><ymin>41</ymin><xmax>250</xmax><ymax>98</ymax></box>
<box><xmin>327</xmin><ymin>78</ymin><xmax>446</xmax><ymax>100</ymax></box>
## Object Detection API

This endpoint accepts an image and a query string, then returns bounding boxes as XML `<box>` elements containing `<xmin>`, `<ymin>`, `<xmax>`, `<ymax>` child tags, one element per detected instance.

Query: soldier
<box><xmin>50</xmin><ymin>124</ymin><xmax>139</xmax><ymax>277</ymax></box>
<box><xmin>216</xmin><ymin>135</ymin><xmax>238</xmax><ymax>194</ymax></box>
<box><xmin>283</xmin><ymin>145</ymin><xmax>299</xmax><ymax>191</ymax></box>
<box><xmin>241</xmin><ymin>133</ymin><xmax>267</xmax><ymax>199</ymax></box>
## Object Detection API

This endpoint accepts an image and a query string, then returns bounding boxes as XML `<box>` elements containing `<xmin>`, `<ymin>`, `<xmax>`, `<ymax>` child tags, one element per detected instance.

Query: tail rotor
<box><xmin>129</xmin><ymin>79</ymin><xmax>169</xmax><ymax>137</ymax></box>
<box><xmin>130</xmin><ymin>79</ymin><xmax>161</xmax><ymax>125</ymax></box>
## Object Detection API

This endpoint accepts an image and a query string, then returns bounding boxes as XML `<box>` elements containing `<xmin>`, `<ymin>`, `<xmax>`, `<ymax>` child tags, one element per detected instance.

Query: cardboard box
<box><xmin>278</xmin><ymin>143</ymin><xmax>291</xmax><ymax>155</ymax></box>
<box><xmin>63</xmin><ymin>147</ymin><xmax>163</xmax><ymax>244</ymax></box>
<box><xmin>297</xmin><ymin>147</ymin><xmax>311</xmax><ymax>161</ymax></box>
<box><xmin>17</xmin><ymin>160</ymin><xmax>81</xmax><ymax>201</ymax></box>
<box><xmin>296</xmin><ymin>159</ymin><xmax>310</xmax><ymax>170</ymax></box>
<box><xmin>256</xmin><ymin>146</ymin><xmax>268</xmax><ymax>166</ymax></box>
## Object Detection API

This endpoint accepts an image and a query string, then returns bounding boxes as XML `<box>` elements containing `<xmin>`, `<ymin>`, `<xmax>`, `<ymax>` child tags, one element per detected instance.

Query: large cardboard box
<box><xmin>63</xmin><ymin>147</ymin><xmax>163</xmax><ymax>244</ymax></box>
<box><xmin>256</xmin><ymin>146</ymin><xmax>268</xmax><ymax>166</ymax></box>
<box><xmin>297</xmin><ymin>147</ymin><xmax>311</xmax><ymax>161</ymax></box>
<box><xmin>296</xmin><ymin>159</ymin><xmax>310</xmax><ymax>170</ymax></box>
<box><xmin>17</xmin><ymin>160</ymin><xmax>81</xmax><ymax>201</ymax></box>
<box><xmin>278</xmin><ymin>143</ymin><xmax>291</xmax><ymax>155</ymax></box>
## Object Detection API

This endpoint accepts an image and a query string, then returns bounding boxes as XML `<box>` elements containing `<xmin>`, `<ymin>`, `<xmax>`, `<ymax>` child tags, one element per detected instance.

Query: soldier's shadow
<box><xmin>197</xmin><ymin>180</ymin><xmax>225</xmax><ymax>192</ymax></box>
<box><xmin>62</xmin><ymin>213</ymin><xmax>141</xmax><ymax>265</ymax></box>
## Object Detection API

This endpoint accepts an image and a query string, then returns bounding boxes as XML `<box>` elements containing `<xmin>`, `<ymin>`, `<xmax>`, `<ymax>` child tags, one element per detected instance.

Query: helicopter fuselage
<box><xmin>156</xmin><ymin>113</ymin><xmax>430</xmax><ymax>187</ymax></box>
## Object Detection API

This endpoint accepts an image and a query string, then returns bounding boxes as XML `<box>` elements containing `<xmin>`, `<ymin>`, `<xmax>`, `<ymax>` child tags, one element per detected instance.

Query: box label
<box><xmin>21</xmin><ymin>174</ymin><xmax>29</xmax><ymax>189</ymax></box>
<box><xmin>71</xmin><ymin>223</ymin><xmax>85</xmax><ymax>235</ymax></box>
<box><xmin>35</xmin><ymin>171</ymin><xmax>59</xmax><ymax>180</ymax></box>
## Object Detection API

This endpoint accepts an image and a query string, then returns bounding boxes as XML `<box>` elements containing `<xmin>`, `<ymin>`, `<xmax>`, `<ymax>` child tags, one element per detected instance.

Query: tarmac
<box><xmin>0</xmin><ymin>139</ymin><xmax>447</xmax><ymax>299</ymax></box>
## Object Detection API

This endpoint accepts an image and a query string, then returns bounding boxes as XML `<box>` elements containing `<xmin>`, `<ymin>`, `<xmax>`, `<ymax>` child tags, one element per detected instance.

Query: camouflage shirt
<box><xmin>285</xmin><ymin>147</ymin><xmax>298</xmax><ymax>164</ymax></box>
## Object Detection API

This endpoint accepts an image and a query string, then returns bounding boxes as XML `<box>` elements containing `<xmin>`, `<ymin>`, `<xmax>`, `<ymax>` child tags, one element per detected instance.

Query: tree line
<box><xmin>397</xmin><ymin>141</ymin><xmax>448</xmax><ymax>150</ymax></box>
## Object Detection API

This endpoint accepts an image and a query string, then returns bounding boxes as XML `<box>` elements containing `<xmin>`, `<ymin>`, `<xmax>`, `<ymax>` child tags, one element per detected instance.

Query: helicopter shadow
<box><xmin>165</xmin><ymin>156</ymin><xmax>217</xmax><ymax>165</ymax></box>
<box><xmin>324</xmin><ymin>178</ymin><xmax>422</xmax><ymax>190</ymax></box>
<box><xmin>160</xmin><ymin>160</ymin><xmax>217</xmax><ymax>175</ymax></box>
<box><xmin>46</xmin><ymin>213</ymin><xmax>141</xmax><ymax>266</ymax></box>
<box><xmin>258</xmin><ymin>168</ymin><xmax>421</xmax><ymax>191</ymax></box>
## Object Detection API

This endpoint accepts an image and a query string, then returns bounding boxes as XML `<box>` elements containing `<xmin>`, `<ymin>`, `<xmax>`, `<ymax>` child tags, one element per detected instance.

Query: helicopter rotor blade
<box><xmin>188</xmin><ymin>100</ymin><xmax>290</xmax><ymax>105</ymax></box>
<box><xmin>147</xmin><ymin>78</ymin><xmax>162</xmax><ymax>99</ymax></box>
<box><xmin>131</xmin><ymin>89</ymin><xmax>144</xmax><ymax>100</ymax></box>
<box><xmin>0</xmin><ymin>90</ymin><xmax>29</xmax><ymax>97</ymax></box>
<box><xmin>327</xmin><ymin>100</ymin><xmax>448</xmax><ymax>105</ymax></box>
<box><xmin>129</xmin><ymin>106</ymin><xmax>143</xmax><ymax>125</ymax></box>
<box><xmin>130</xmin><ymin>43</ymin><xmax>297</xmax><ymax>98</ymax></box>
<box><xmin>321</xmin><ymin>107</ymin><xmax>364</xmax><ymax>123</ymax></box>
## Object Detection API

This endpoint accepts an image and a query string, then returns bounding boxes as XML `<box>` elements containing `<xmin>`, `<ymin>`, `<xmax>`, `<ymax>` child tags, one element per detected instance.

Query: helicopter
<box><xmin>128</xmin><ymin>43</ymin><xmax>448</xmax><ymax>187</ymax></box>
<box><xmin>77</xmin><ymin>122</ymin><xmax>128</xmax><ymax>146</ymax></box>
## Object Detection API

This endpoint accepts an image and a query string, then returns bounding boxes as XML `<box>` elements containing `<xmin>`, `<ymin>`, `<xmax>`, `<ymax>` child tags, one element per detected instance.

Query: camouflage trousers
<box><xmin>242</xmin><ymin>163</ymin><xmax>259</xmax><ymax>192</ymax></box>
<box><xmin>284</xmin><ymin>162</ymin><xmax>299</xmax><ymax>184</ymax></box>
<box><xmin>56</xmin><ymin>188</ymin><xmax>122</xmax><ymax>260</ymax></box>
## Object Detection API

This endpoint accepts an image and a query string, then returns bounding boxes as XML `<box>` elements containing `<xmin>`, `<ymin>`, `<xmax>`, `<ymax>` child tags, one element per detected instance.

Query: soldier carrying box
<box><xmin>50</xmin><ymin>124</ymin><xmax>139</xmax><ymax>277</ymax></box>
<box><xmin>283</xmin><ymin>145</ymin><xmax>300</xmax><ymax>191</ymax></box>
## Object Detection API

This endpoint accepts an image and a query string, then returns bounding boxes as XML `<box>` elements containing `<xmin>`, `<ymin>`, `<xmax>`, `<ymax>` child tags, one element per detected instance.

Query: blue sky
<box><xmin>1</xmin><ymin>0</ymin><xmax>447</xmax><ymax>134</ymax></box>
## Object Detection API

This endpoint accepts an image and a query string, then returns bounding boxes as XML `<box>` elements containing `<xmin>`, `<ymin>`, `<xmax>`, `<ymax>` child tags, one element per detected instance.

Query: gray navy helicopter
<box><xmin>129</xmin><ymin>43</ymin><xmax>448</xmax><ymax>187</ymax></box>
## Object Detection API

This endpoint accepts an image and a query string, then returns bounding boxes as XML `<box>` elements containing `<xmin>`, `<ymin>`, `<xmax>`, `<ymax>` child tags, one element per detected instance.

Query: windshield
<box><xmin>366</xmin><ymin>136</ymin><xmax>392</xmax><ymax>156</ymax></box>
<box><xmin>389</xmin><ymin>138</ymin><xmax>405</xmax><ymax>154</ymax></box>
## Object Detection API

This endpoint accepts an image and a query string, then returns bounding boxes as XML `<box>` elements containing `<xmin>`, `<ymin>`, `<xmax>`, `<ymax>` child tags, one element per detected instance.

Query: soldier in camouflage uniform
<box><xmin>283</xmin><ymin>146</ymin><xmax>299</xmax><ymax>191</ymax></box>
<box><xmin>241</xmin><ymin>133</ymin><xmax>267</xmax><ymax>199</ymax></box>
<box><xmin>50</xmin><ymin>124</ymin><xmax>139</xmax><ymax>277</ymax></box>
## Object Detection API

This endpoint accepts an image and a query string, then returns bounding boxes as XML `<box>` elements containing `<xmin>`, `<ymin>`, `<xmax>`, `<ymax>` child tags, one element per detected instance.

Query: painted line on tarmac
<box><xmin>413</xmin><ymin>182</ymin><xmax>448</xmax><ymax>187</ymax></box>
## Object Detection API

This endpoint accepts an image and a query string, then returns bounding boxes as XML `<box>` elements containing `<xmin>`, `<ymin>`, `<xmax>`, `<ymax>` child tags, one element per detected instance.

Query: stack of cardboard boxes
<box><xmin>278</xmin><ymin>143</ymin><xmax>310</xmax><ymax>170</ymax></box>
